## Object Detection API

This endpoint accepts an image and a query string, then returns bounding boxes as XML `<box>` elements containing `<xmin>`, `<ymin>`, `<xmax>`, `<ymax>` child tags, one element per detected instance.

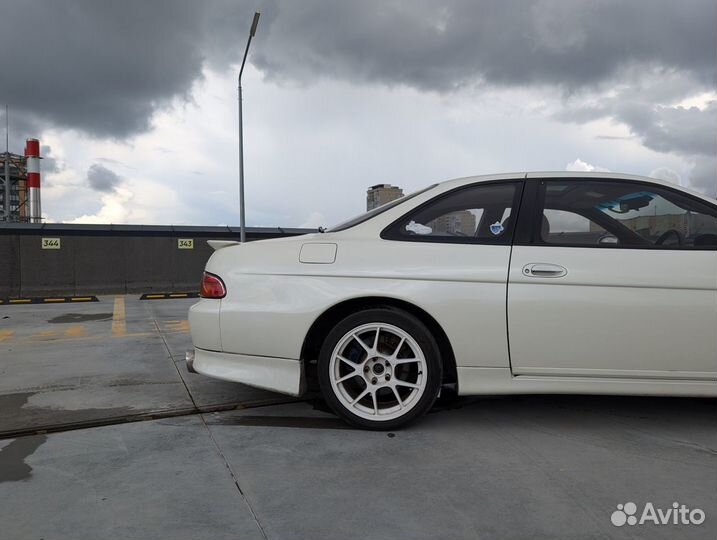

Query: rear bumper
<box><xmin>188</xmin><ymin>347</ymin><xmax>305</xmax><ymax>397</ymax></box>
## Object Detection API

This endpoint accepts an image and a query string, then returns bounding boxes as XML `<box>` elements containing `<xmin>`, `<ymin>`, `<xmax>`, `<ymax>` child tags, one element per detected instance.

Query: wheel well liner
<box><xmin>301</xmin><ymin>297</ymin><xmax>457</xmax><ymax>386</ymax></box>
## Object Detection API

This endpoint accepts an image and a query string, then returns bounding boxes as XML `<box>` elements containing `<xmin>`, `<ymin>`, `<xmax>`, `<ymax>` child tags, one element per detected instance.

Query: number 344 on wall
<box><xmin>41</xmin><ymin>238</ymin><xmax>61</xmax><ymax>250</ymax></box>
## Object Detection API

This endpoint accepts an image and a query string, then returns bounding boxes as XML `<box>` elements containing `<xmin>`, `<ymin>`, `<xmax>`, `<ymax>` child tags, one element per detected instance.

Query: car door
<box><xmin>378</xmin><ymin>179</ymin><xmax>523</xmax><ymax>370</ymax></box>
<box><xmin>508</xmin><ymin>175</ymin><xmax>717</xmax><ymax>380</ymax></box>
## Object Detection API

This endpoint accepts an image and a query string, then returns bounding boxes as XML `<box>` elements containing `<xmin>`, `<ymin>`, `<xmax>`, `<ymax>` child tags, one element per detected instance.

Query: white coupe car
<box><xmin>187</xmin><ymin>172</ymin><xmax>717</xmax><ymax>429</ymax></box>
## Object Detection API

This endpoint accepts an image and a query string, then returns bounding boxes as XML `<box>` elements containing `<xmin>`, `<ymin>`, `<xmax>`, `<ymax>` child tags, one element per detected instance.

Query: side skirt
<box><xmin>456</xmin><ymin>367</ymin><xmax>717</xmax><ymax>398</ymax></box>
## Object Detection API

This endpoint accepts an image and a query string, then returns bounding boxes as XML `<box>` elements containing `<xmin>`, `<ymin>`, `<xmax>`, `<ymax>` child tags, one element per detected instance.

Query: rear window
<box><xmin>328</xmin><ymin>184</ymin><xmax>438</xmax><ymax>232</ymax></box>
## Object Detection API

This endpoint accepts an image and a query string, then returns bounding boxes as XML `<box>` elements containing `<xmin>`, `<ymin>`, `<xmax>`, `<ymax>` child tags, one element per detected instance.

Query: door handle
<box><xmin>522</xmin><ymin>263</ymin><xmax>567</xmax><ymax>278</ymax></box>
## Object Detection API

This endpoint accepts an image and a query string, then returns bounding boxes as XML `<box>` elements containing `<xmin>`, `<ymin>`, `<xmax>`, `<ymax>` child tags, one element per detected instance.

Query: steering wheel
<box><xmin>655</xmin><ymin>229</ymin><xmax>684</xmax><ymax>246</ymax></box>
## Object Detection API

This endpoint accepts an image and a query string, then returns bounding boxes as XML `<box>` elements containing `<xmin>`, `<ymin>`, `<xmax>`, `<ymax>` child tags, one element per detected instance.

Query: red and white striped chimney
<box><xmin>25</xmin><ymin>138</ymin><xmax>41</xmax><ymax>223</ymax></box>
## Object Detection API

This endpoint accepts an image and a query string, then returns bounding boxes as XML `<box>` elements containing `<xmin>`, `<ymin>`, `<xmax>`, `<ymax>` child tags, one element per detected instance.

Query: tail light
<box><xmin>200</xmin><ymin>272</ymin><xmax>226</xmax><ymax>299</ymax></box>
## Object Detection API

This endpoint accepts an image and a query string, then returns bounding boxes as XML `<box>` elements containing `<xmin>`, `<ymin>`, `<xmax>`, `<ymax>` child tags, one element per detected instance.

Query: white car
<box><xmin>187</xmin><ymin>172</ymin><xmax>717</xmax><ymax>429</ymax></box>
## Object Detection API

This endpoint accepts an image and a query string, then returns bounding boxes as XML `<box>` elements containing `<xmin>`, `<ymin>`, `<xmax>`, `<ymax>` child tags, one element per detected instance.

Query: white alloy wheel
<box><xmin>328</xmin><ymin>322</ymin><xmax>429</xmax><ymax>422</ymax></box>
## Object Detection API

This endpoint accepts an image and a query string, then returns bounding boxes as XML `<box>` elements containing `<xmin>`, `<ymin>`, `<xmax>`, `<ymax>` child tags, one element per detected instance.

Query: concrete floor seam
<box><xmin>152</xmin><ymin>316</ymin><xmax>200</xmax><ymax>411</ymax></box>
<box><xmin>152</xmin><ymin>307</ymin><xmax>271</xmax><ymax>539</ymax></box>
<box><xmin>200</xmin><ymin>414</ymin><xmax>271</xmax><ymax>540</ymax></box>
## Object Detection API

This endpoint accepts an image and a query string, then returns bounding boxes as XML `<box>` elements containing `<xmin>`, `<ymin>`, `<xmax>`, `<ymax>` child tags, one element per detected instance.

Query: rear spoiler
<box><xmin>207</xmin><ymin>240</ymin><xmax>240</xmax><ymax>251</ymax></box>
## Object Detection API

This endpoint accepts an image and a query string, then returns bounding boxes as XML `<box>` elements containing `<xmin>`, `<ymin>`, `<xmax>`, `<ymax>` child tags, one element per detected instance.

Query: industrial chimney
<box><xmin>25</xmin><ymin>138</ymin><xmax>41</xmax><ymax>223</ymax></box>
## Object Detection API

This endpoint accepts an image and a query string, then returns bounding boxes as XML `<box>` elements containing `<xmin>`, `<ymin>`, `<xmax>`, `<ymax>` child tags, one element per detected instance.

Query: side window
<box><xmin>538</xmin><ymin>180</ymin><xmax>717</xmax><ymax>249</ymax></box>
<box><xmin>383</xmin><ymin>182</ymin><xmax>521</xmax><ymax>244</ymax></box>
<box><xmin>543</xmin><ymin>209</ymin><xmax>608</xmax><ymax>245</ymax></box>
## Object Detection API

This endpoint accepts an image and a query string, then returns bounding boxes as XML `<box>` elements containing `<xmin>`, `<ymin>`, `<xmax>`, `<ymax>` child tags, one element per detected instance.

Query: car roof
<box><xmin>435</xmin><ymin>171</ymin><xmax>715</xmax><ymax>204</ymax></box>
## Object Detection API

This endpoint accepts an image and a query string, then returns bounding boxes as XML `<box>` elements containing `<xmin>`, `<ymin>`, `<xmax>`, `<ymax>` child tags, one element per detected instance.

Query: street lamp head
<box><xmin>250</xmin><ymin>12</ymin><xmax>260</xmax><ymax>37</ymax></box>
<box><xmin>239</xmin><ymin>11</ymin><xmax>261</xmax><ymax>82</ymax></box>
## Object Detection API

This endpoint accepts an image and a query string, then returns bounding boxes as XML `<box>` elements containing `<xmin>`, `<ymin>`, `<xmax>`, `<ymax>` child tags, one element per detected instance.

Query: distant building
<box><xmin>367</xmin><ymin>184</ymin><xmax>403</xmax><ymax>211</ymax></box>
<box><xmin>0</xmin><ymin>152</ymin><xmax>28</xmax><ymax>222</ymax></box>
<box><xmin>429</xmin><ymin>210</ymin><xmax>477</xmax><ymax>236</ymax></box>
<box><xmin>590</xmin><ymin>211</ymin><xmax>710</xmax><ymax>239</ymax></box>
<box><xmin>620</xmin><ymin>212</ymin><xmax>707</xmax><ymax>239</ymax></box>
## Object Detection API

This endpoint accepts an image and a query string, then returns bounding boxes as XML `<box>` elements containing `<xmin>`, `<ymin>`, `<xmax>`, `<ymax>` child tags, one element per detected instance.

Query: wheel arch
<box><xmin>301</xmin><ymin>296</ymin><xmax>457</xmax><ymax>389</ymax></box>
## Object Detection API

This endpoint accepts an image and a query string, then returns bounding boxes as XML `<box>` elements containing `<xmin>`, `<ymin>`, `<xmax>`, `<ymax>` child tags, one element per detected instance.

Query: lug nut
<box><xmin>371</xmin><ymin>377</ymin><xmax>377</xmax><ymax>385</ymax></box>
<box><xmin>385</xmin><ymin>374</ymin><xmax>391</xmax><ymax>381</ymax></box>
<box><xmin>364</xmin><ymin>366</ymin><xmax>369</xmax><ymax>373</ymax></box>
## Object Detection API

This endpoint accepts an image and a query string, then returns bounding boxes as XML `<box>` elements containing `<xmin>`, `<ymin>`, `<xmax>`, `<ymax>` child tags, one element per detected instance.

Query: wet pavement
<box><xmin>0</xmin><ymin>296</ymin><xmax>283</xmax><ymax>436</ymax></box>
<box><xmin>0</xmin><ymin>297</ymin><xmax>716</xmax><ymax>539</ymax></box>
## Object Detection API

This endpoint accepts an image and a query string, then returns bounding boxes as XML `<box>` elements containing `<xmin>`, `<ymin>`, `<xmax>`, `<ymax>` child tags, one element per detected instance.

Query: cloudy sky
<box><xmin>1</xmin><ymin>0</ymin><xmax>715</xmax><ymax>227</ymax></box>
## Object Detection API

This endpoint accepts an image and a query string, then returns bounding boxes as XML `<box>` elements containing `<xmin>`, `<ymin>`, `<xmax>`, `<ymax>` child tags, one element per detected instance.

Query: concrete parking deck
<box><xmin>0</xmin><ymin>296</ymin><xmax>285</xmax><ymax>437</ymax></box>
<box><xmin>1</xmin><ymin>297</ymin><xmax>716</xmax><ymax>539</ymax></box>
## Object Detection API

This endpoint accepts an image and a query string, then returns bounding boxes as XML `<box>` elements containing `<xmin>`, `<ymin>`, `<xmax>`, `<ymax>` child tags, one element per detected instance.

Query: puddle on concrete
<box><xmin>0</xmin><ymin>435</ymin><xmax>47</xmax><ymax>483</ymax></box>
<box><xmin>48</xmin><ymin>313</ymin><xmax>113</xmax><ymax>324</ymax></box>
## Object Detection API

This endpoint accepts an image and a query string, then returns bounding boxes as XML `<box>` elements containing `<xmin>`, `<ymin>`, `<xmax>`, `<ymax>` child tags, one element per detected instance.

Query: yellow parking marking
<box><xmin>0</xmin><ymin>329</ymin><xmax>15</xmax><ymax>342</ymax></box>
<box><xmin>71</xmin><ymin>297</ymin><xmax>94</xmax><ymax>302</ymax></box>
<box><xmin>112</xmin><ymin>296</ymin><xmax>127</xmax><ymax>336</ymax></box>
<box><xmin>145</xmin><ymin>294</ymin><xmax>165</xmax><ymax>299</ymax></box>
<box><xmin>164</xmin><ymin>319</ymin><xmax>190</xmax><ymax>333</ymax></box>
<box><xmin>9</xmin><ymin>299</ymin><xmax>31</xmax><ymax>304</ymax></box>
<box><xmin>32</xmin><ymin>330</ymin><xmax>58</xmax><ymax>340</ymax></box>
<box><xmin>43</xmin><ymin>298</ymin><xmax>66</xmax><ymax>303</ymax></box>
<box><xmin>13</xmin><ymin>331</ymin><xmax>155</xmax><ymax>346</ymax></box>
<box><xmin>64</xmin><ymin>325</ymin><xmax>88</xmax><ymax>338</ymax></box>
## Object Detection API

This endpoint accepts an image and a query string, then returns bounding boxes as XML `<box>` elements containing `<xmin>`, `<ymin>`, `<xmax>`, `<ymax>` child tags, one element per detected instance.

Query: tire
<box><xmin>318</xmin><ymin>307</ymin><xmax>442</xmax><ymax>430</ymax></box>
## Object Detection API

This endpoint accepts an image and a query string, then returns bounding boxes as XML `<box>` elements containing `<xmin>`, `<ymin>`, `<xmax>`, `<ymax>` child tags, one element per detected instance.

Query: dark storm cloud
<box><xmin>87</xmin><ymin>163</ymin><xmax>121</xmax><ymax>192</ymax></box>
<box><xmin>0</xmin><ymin>0</ymin><xmax>251</xmax><ymax>139</ymax></box>
<box><xmin>259</xmin><ymin>0</ymin><xmax>715</xmax><ymax>191</ymax></box>
<box><xmin>562</xmin><ymin>97</ymin><xmax>717</xmax><ymax>157</ymax></box>
<box><xmin>632</xmin><ymin>102</ymin><xmax>716</xmax><ymax>191</ymax></box>
<box><xmin>615</xmin><ymin>101</ymin><xmax>717</xmax><ymax>157</ymax></box>
<box><xmin>1</xmin><ymin>0</ymin><xmax>714</xmax><ymax>141</ymax></box>
<box><xmin>0</xmin><ymin>107</ymin><xmax>41</xmax><ymax>154</ymax></box>
<box><xmin>558</xmin><ymin>90</ymin><xmax>716</xmax><ymax>188</ymax></box>
<box><xmin>252</xmin><ymin>0</ymin><xmax>716</xmax><ymax>92</ymax></box>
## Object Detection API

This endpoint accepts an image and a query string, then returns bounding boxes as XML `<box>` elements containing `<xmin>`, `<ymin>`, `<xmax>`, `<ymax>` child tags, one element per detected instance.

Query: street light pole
<box><xmin>238</xmin><ymin>12</ymin><xmax>260</xmax><ymax>243</ymax></box>
<box><xmin>4</xmin><ymin>105</ymin><xmax>9</xmax><ymax>223</ymax></box>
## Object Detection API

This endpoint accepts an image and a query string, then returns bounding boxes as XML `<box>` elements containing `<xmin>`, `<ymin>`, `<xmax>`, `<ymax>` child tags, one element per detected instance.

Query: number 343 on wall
<box><xmin>177</xmin><ymin>238</ymin><xmax>194</xmax><ymax>249</ymax></box>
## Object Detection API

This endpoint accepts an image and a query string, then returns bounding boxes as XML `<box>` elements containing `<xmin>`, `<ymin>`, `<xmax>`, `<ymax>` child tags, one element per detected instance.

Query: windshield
<box><xmin>328</xmin><ymin>184</ymin><xmax>438</xmax><ymax>232</ymax></box>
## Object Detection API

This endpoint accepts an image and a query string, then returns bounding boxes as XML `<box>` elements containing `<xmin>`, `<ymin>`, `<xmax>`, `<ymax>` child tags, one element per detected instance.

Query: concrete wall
<box><xmin>0</xmin><ymin>224</ymin><xmax>313</xmax><ymax>297</ymax></box>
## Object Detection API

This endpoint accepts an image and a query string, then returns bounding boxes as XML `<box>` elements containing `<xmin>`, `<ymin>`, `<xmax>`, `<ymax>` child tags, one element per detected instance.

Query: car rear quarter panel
<box><xmin>212</xmin><ymin>237</ymin><xmax>511</xmax><ymax>369</ymax></box>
